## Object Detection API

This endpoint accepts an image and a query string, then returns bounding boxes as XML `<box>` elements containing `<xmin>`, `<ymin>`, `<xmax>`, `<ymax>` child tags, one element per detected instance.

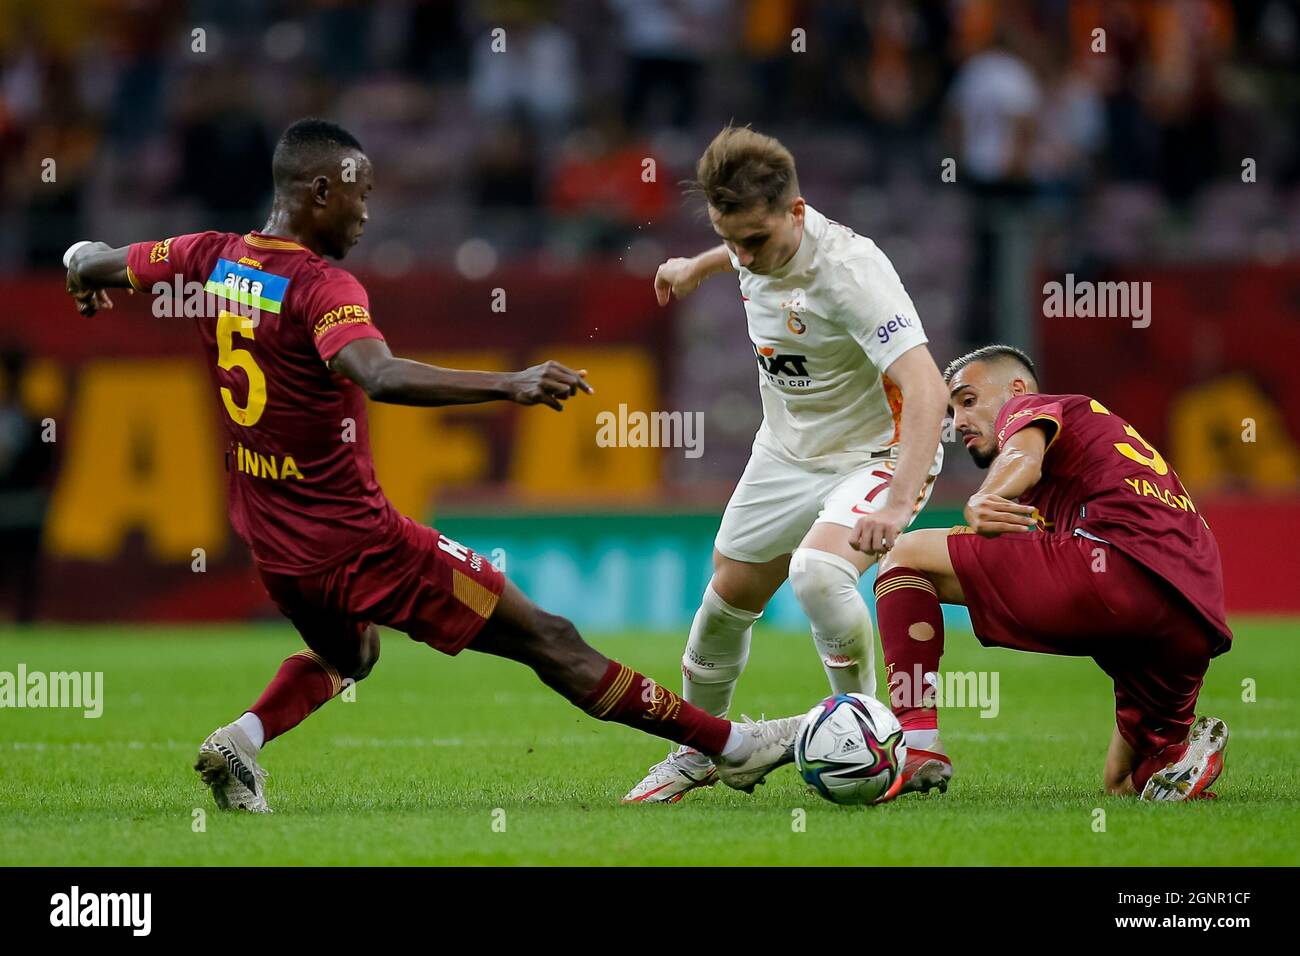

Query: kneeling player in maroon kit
<box><xmin>62</xmin><ymin>119</ymin><xmax>800</xmax><ymax>811</ymax></box>
<box><xmin>853</xmin><ymin>345</ymin><xmax>1231</xmax><ymax>802</ymax></box>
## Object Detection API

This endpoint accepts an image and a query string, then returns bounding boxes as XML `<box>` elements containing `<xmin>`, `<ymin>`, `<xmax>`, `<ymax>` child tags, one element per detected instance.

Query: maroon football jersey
<box><xmin>127</xmin><ymin>231</ymin><xmax>399</xmax><ymax>573</ymax></box>
<box><xmin>994</xmin><ymin>393</ymin><xmax>1231</xmax><ymax>646</ymax></box>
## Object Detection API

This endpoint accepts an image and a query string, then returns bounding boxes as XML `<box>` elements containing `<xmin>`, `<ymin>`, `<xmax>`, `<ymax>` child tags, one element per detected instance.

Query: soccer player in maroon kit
<box><xmin>62</xmin><ymin>118</ymin><xmax>801</xmax><ymax>811</ymax></box>
<box><xmin>853</xmin><ymin>345</ymin><xmax>1231</xmax><ymax>802</ymax></box>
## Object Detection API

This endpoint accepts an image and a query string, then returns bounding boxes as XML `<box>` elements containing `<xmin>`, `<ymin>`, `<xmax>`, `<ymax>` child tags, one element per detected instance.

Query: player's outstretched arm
<box><xmin>63</xmin><ymin>242</ymin><xmax>132</xmax><ymax>316</ymax></box>
<box><xmin>653</xmin><ymin>245</ymin><xmax>734</xmax><ymax>305</ymax></box>
<box><xmin>851</xmin><ymin>345</ymin><xmax>948</xmax><ymax>553</ymax></box>
<box><xmin>330</xmin><ymin>338</ymin><xmax>593</xmax><ymax>411</ymax></box>
<box><xmin>963</xmin><ymin>428</ymin><xmax>1045</xmax><ymax>536</ymax></box>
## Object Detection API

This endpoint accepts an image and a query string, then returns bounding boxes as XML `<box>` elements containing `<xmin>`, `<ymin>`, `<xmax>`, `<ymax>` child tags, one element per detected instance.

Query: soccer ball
<box><xmin>795</xmin><ymin>692</ymin><xmax>907</xmax><ymax>805</ymax></box>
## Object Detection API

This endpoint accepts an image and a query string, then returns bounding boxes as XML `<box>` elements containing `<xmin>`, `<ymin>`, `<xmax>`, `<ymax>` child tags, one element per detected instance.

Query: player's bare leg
<box><xmin>195</xmin><ymin>624</ymin><xmax>381</xmax><ymax>813</ymax></box>
<box><xmin>870</xmin><ymin>528</ymin><xmax>964</xmax><ymax>802</ymax></box>
<box><xmin>879</xmin><ymin>527</ymin><xmax>966</xmax><ymax>601</ymax></box>
<box><xmin>1106</xmin><ymin>718</ymin><xmax>1228</xmax><ymax>802</ymax></box>
<box><xmin>467</xmin><ymin>579</ymin><xmax>801</xmax><ymax>794</ymax></box>
<box><xmin>1103</xmin><ymin>724</ymin><xmax>1140</xmax><ymax>796</ymax></box>
<box><xmin>623</xmin><ymin>549</ymin><xmax>790</xmax><ymax>803</ymax></box>
<box><xmin>793</xmin><ymin>521</ymin><xmax>878</xmax><ymax>697</ymax></box>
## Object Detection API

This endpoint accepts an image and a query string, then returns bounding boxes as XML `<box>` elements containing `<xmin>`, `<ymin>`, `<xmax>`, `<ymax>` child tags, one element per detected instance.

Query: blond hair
<box><xmin>693</xmin><ymin>124</ymin><xmax>799</xmax><ymax>214</ymax></box>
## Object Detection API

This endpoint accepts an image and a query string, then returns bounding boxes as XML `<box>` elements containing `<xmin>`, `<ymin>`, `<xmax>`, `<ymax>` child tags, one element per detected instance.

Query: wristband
<box><xmin>63</xmin><ymin>240</ymin><xmax>92</xmax><ymax>268</ymax></box>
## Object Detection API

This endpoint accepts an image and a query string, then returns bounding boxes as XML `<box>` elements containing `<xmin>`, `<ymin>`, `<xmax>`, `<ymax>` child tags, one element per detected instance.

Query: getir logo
<box><xmin>753</xmin><ymin>344</ymin><xmax>810</xmax><ymax>378</ymax></box>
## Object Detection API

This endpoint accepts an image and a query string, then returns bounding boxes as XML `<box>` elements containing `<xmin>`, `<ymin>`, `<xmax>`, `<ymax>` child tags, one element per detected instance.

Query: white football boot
<box><xmin>194</xmin><ymin>724</ymin><xmax>272</xmax><ymax>813</ymax></box>
<box><xmin>622</xmin><ymin>747</ymin><xmax>718</xmax><ymax>804</ymax></box>
<box><xmin>1140</xmin><ymin>716</ymin><xmax>1228</xmax><ymax>802</ymax></box>
<box><xmin>714</xmin><ymin>715</ymin><xmax>803</xmax><ymax>793</ymax></box>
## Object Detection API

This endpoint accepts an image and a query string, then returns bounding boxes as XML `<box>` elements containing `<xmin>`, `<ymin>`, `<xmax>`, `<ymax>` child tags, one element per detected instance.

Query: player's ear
<box><xmin>311</xmin><ymin>175</ymin><xmax>330</xmax><ymax>207</ymax></box>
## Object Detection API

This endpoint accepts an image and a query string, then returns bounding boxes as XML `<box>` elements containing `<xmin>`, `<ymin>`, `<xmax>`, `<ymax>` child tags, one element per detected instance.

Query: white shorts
<box><xmin>714</xmin><ymin>444</ymin><xmax>937</xmax><ymax>564</ymax></box>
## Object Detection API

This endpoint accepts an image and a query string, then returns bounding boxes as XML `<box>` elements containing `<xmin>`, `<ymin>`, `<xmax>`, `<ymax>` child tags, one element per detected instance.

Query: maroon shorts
<box><xmin>947</xmin><ymin>531</ymin><xmax>1216</xmax><ymax>757</ymax></box>
<box><xmin>258</xmin><ymin>516</ymin><xmax>506</xmax><ymax>657</ymax></box>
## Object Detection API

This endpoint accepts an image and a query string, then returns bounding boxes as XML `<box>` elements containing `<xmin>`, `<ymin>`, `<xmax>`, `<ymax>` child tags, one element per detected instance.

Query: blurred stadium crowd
<box><xmin>4</xmin><ymin>0</ymin><xmax>1300</xmax><ymax>346</ymax></box>
<box><xmin>1</xmin><ymin>0</ymin><xmax>1299</xmax><ymax>623</ymax></box>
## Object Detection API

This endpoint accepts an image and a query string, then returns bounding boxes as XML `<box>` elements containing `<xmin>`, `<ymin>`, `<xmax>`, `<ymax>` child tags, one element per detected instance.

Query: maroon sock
<box><xmin>249</xmin><ymin>650</ymin><xmax>342</xmax><ymax>743</ymax></box>
<box><xmin>579</xmin><ymin>660</ymin><xmax>731</xmax><ymax>756</ymax></box>
<box><xmin>874</xmin><ymin>566</ymin><xmax>945</xmax><ymax>732</ymax></box>
<box><xmin>1132</xmin><ymin>743</ymin><xmax>1189</xmax><ymax>793</ymax></box>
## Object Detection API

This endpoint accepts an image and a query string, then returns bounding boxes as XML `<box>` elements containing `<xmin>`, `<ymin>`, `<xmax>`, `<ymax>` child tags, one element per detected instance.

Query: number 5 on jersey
<box><xmin>217</xmin><ymin>310</ymin><xmax>267</xmax><ymax>426</ymax></box>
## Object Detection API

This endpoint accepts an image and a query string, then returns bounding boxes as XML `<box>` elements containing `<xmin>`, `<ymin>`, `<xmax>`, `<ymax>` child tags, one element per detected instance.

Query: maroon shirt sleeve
<box><xmin>125</xmin><ymin>233</ymin><xmax>211</xmax><ymax>291</ymax></box>
<box><xmin>995</xmin><ymin>395</ymin><xmax>1065</xmax><ymax>453</ymax></box>
<box><xmin>304</xmin><ymin>269</ymin><xmax>385</xmax><ymax>363</ymax></box>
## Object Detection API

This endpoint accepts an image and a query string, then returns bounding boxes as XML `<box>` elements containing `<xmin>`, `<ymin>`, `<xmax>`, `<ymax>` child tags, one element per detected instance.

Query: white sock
<box><xmin>789</xmin><ymin>547</ymin><xmax>877</xmax><ymax>697</ymax></box>
<box><xmin>904</xmin><ymin>728</ymin><xmax>943</xmax><ymax>754</ymax></box>
<box><xmin>680</xmin><ymin>583</ymin><xmax>760</xmax><ymax>718</ymax></box>
<box><xmin>720</xmin><ymin>725</ymin><xmax>745</xmax><ymax>757</ymax></box>
<box><xmin>234</xmin><ymin>711</ymin><xmax>265</xmax><ymax>751</ymax></box>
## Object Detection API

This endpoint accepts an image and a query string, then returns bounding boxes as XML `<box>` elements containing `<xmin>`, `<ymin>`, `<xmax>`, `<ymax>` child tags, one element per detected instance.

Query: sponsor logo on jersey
<box><xmin>996</xmin><ymin>407</ymin><xmax>1039</xmax><ymax>444</ymax></box>
<box><xmin>753</xmin><ymin>344</ymin><xmax>810</xmax><ymax>378</ymax></box>
<box><xmin>204</xmin><ymin>259</ymin><xmax>289</xmax><ymax>315</ymax></box>
<box><xmin>148</xmin><ymin>238</ymin><xmax>173</xmax><ymax>264</ymax></box>
<box><xmin>237</xmin><ymin>256</ymin><xmax>264</xmax><ymax>269</ymax></box>
<box><xmin>780</xmin><ymin>288</ymin><xmax>807</xmax><ymax>311</ymax></box>
<box><xmin>874</xmin><ymin>312</ymin><xmax>915</xmax><ymax>345</ymax></box>
<box><xmin>314</xmin><ymin>303</ymin><xmax>372</xmax><ymax>338</ymax></box>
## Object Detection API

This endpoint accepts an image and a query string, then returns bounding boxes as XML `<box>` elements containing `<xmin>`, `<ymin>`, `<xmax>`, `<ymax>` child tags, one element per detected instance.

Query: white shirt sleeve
<box><xmin>831</xmin><ymin>252</ymin><xmax>929</xmax><ymax>373</ymax></box>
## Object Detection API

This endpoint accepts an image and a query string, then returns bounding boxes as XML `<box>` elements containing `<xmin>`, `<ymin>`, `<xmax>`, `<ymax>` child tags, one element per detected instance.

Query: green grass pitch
<box><xmin>1</xmin><ymin>620</ymin><xmax>1295</xmax><ymax>866</ymax></box>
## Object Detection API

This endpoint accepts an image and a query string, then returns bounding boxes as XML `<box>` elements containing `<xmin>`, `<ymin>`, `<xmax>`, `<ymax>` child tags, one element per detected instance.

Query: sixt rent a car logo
<box><xmin>874</xmin><ymin>313</ymin><xmax>915</xmax><ymax>345</ymax></box>
<box><xmin>753</xmin><ymin>344</ymin><xmax>810</xmax><ymax>377</ymax></box>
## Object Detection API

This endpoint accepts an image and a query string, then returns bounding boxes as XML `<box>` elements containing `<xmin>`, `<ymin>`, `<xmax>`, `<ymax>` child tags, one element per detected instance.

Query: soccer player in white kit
<box><xmin>624</xmin><ymin>125</ymin><xmax>949</xmax><ymax>803</ymax></box>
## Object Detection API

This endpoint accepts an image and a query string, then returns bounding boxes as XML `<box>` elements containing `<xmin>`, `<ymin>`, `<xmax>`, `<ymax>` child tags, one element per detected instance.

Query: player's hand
<box><xmin>654</xmin><ymin>257</ymin><xmax>705</xmax><ymax>306</ymax></box>
<box><xmin>849</xmin><ymin>501</ymin><xmax>912</xmax><ymax>555</ymax></box>
<box><xmin>963</xmin><ymin>493</ymin><xmax>1036</xmax><ymax>536</ymax></box>
<box><xmin>65</xmin><ymin>269</ymin><xmax>113</xmax><ymax>317</ymax></box>
<box><xmin>509</xmin><ymin>361</ymin><xmax>593</xmax><ymax>411</ymax></box>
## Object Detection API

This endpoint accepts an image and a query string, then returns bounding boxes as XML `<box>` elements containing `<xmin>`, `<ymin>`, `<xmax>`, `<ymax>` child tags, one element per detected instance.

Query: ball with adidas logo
<box><xmin>795</xmin><ymin>692</ymin><xmax>907</xmax><ymax>805</ymax></box>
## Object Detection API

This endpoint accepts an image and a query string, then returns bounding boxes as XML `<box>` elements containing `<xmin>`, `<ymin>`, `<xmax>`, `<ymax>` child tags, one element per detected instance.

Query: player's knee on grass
<box><xmin>1103</xmin><ymin>772</ymin><xmax>1137</xmax><ymax>797</ymax></box>
<box><xmin>352</xmin><ymin>625</ymin><xmax>380</xmax><ymax>681</ymax></box>
<box><xmin>1103</xmin><ymin>758</ymin><xmax>1137</xmax><ymax>796</ymax></box>
<box><xmin>1103</xmin><ymin>725</ymin><xmax>1140</xmax><ymax>796</ymax></box>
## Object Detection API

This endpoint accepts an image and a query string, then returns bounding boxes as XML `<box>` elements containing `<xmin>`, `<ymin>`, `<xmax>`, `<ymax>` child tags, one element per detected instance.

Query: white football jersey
<box><xmin>728</xmin><ymin>204</ymin><xmax>942</xmax><ymax>474</ymax></box>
